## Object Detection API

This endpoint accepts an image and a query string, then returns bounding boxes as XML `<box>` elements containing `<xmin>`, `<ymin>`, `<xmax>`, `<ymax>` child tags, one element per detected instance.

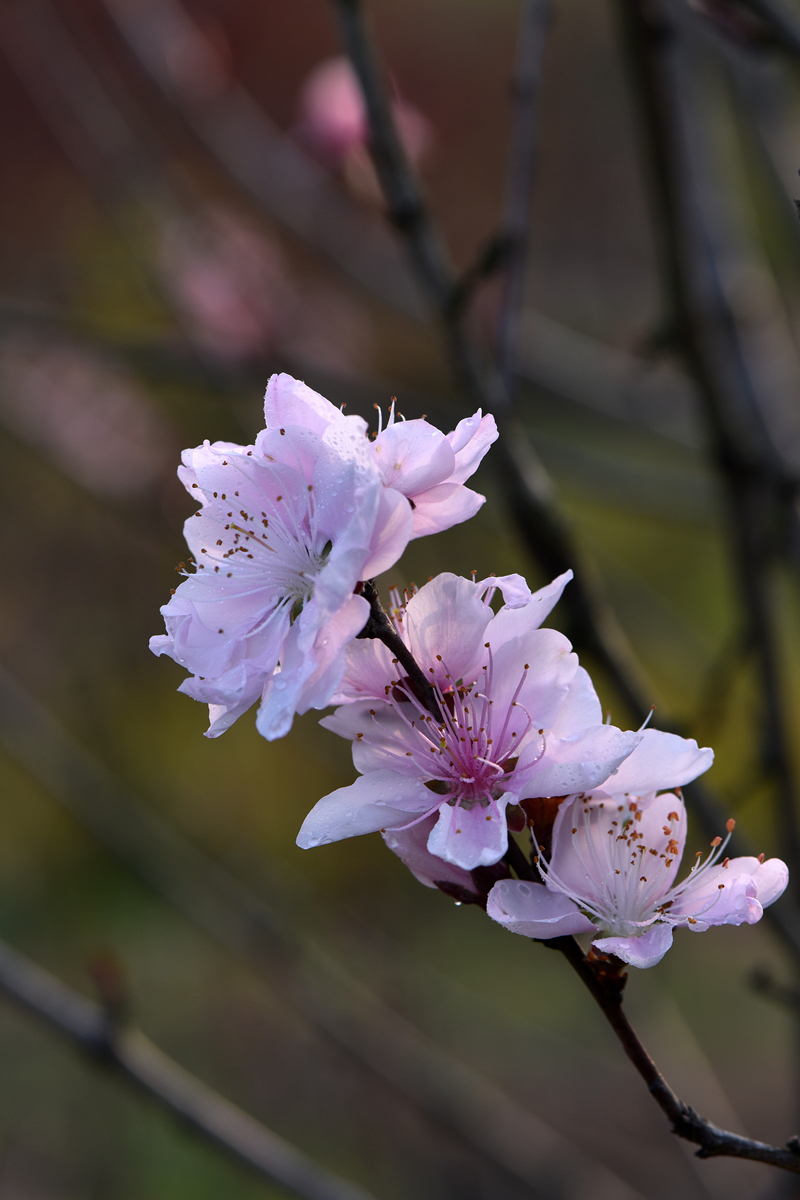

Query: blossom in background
<box><xmin>0</xmin><ymin>332</ymin><xmax>172</xmax><ymax>500</ymax></box>
<box><xmin>487</xmin><ymin>732</ymin><xmax>788</xmax><ymax>967</ymax></box>
<box><xmin>297</xmin><ymin>571</ymin><xmax>641</xmax><ymax>870</ymax></box>
<box><xmin>152</xmin><ymin>374</ymin><xmax>496</xmax><ymax>740</ymax></box>
<box><xmin>295</xmin><ymin>56</ymin><xmax>430</xmax><ymax>174</ymax></box>
<box><xmin>264</xmin><ymin>375</ymin><xmax>497</xmax><ymax>539</ymax></box>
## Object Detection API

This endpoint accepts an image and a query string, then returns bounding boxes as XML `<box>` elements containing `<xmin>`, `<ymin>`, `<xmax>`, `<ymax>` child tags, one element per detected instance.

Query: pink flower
<box><xmin>297</xmin><ymin>572</ymin><xmax>641</xmax><ymax>871</ymax></box>
<box><xmin>264</xmin><ymin>375</ymin><xmax>497</xmax><ymax>538</ymax></box>
<box><xmin>152</xmin><ymin>374</ymin><xmax>497</xmax><ymax>741</ymax></box>
<box><xmin>486</xmin><ymin>733</ymin><xmax>788</xmax><ymax>967</ymax></box>
<box><xmin>151</xmin><ymin>401</ymin><xmax>412</xmax><ymax>741</ymax></box>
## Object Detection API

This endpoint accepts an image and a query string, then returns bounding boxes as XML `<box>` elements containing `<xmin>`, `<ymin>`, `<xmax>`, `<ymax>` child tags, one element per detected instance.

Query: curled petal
<box><xmin>446</xmin><ymin>412</ymin><xmax>498</xmax><ymax>482</ymax></box>
<box><xmin>593</xmin><ymin>924</ymin><xmax>674</xmax><ymax>968</ymax></box>
<box><xmin>483</xmin><ymin>570</ymin><xmax>573</xmax><ymax>645</ymax></box>
<box><xmin>406</xmin><ymin>482</ymin><xmax>484</xmax><ymax>537</ymax></box>
<box><xmin>669</xmin><ymin>859</ymin><xmax>786</xmax><ymax>929</ymax></box>
<box><xmin>487</xmin><ymin>879</ymin><xmax>596</xmax><ymax>938</ymax></box>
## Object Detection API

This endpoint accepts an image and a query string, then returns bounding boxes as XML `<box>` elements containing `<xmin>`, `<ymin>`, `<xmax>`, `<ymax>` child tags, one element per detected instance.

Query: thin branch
<box><xmin>495</xmin><ymin>0</ymin><xmax>552</xmax><ymax>391</ymax></box>
<box><xmin>0</xmin><ymin>937</ymin><xmax>375</xmax><ymax>1200</ymax></box>
<box><xmin>330</xmin><ymin>0</ymin><xmax>659</xmax><ymax>725</ymax></box>
<box><xmin>356</xmin><ymin>580</ymin><xmax>443</xmax><ymax>720</ymax></box>
<box><xmin>0</xmin><ymin>665</ymin><xmax>645</xmax><ymax>1198</ymax></box>
<box><xmin>548</xmin><ymin>936</ymin><xmax>800</xmax><ymax>1171</ymax></box>
<box><xmin>615</xmin><ymin>0</ymin><xmax>800</xmax><ymax>898</ymax></box>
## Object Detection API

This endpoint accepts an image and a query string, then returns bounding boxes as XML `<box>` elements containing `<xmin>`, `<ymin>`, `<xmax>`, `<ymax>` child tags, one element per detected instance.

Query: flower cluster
<box><xmin>154</xmin><ymin>374</ymin><xmax>788</xmax><ymax>968</ymax></box>
<box><xmin>151</xmin><ymin>374</ymin><xmax>496</xmax><ymax>739</ymax></box>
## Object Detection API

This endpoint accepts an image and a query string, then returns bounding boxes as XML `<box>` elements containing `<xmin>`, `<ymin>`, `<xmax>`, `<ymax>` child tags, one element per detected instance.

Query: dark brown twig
<box><xmin>616</xmin><ymin>0</ymin><xmax>800</xmax><ymax>899</ymax></box>
<box><xmin>549</xmin><ymin>936</ymin><xmax>800</xmax><ymax>1171</ymax></box>
<box><xmin>495</xmin><ymin>0</ymin><xmax>552</xmax><ymax>392</ymax></box>
<box><xmin>356</xmin><ymin>580</ymin><xmax>443</xmax><ymax>720</ymax></box>
<box><xmin>0</xmin><ymin>663</ymin><xmax>635</xmax><ymax>1197</ymax></box>
<box><xmin>331</xmin><ymin>0</ymin><xmax>658</xmax><ymax>724</ymax></box>
<box><xmin>0</xmin><ymin>938</ymin><xmax>376</xmax><ymax>1200</ymax></box>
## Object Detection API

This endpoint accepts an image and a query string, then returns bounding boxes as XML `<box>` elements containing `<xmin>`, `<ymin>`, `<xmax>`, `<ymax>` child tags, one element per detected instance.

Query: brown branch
<box><xmin>548</xmin><ymin>936</ymin><xmax>800</xmax><ymax>1171</ymax></box>
<box><xmin>0</xmin><ymin>937</ymin><xmax>376</xmax><ymax>1200</ymax></box>
<box><xmin>0</xmin><ymin>664</ymin><xmax>642</xmax><ymax>1197</ymax></box>
<box><xmin>495</xmin><ymin>0</ymin><xmax>552</xmax><ymax>392</ymax></box>
<box><xmin>355</xmin><ymin>580</ymin><xmax>443</xmax><ymax>720</ymax></box>
<box><xmin>330</xmin><ymin>0</ymin><xmax>659</xmax><ymax>725</ymax></box>
<box><xmin>615</xmin><ymin>0</ymin><xmax>800</xmax><ymax>899</ymax></box>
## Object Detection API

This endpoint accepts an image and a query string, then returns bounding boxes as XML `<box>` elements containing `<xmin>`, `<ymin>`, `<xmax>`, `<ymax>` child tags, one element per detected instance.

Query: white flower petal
<box><xmin>426</xmin><ymin>798</ymin><xmax>509</xmax><ymax>870</ymax></box>
<box><xmin>593</xmin><ymin>925</ymin><xmax>674</xmax><ymax>968</ymax></box>
<box><xmin>297</xmin><ymin>769</ymin><xmax>435</xmax><ymax>848</ymax></box>
<box><xmin>487</xmin><ymin>879</ymin><xmax>596</xmax><ymax>937</ymax></box>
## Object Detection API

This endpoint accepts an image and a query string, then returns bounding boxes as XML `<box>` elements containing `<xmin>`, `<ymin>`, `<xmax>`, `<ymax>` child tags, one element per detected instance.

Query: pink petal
<box><xmin>360</xmin><ymin>486</ymin><xmax>414</xmax><ymax>579</ymax></box>
<box><xmin>473</xmin><ymin>572</ymin><xmax>535</xmax><ymax>609</ymax></box>
<box><xmin>263</xmin><ymin>373</ymin><xmax>338</xmax><ymax>436</ymax></box>
<box><xmin>372</xmin><ymin>419</ymin><xmax>455</xmax><ymax>496</ymax></box>
<box><xmin>482</xmin><ymin>571</ymin><xmax>573</xmax><ymax>646</ymax></box>
<box><xmin>486</xmin><ymin>879</ymin><xmax>596</xmax><ymax>938</ymax></box>
<box><xmin>426</xmin><ymin>798</ymin><xmax>509</xmax><ymax>870</ymax></box>
<box><xmin>593</xmin><ymin>925</ymin><xmax>674</xmax><ymax>968</ymax></box>
<box><xmin>484</xmin><ymin>627</ymin><xmax>578</xmax><ymax>734</ymax></box>
<box><xmin>670</xmin><ymin>856</ymin><xmax>787</xmax><ymax>927</ymax></box>
<box><xmin>297</xmin><ymin>769</ymin><xmax>435</xmax><ymax>848</ymax></box>
<box><xmin>549</xmin><ymin>667</ymin><xmax>602</xmax><ymax>736</ymax></box>
<box><xmin>517</xmin><ymin>725</ymin><xmax>640</xmax><ymax>800</ymax></box>
<box><xmin>597</xmin><ymin>730</ymin><xmax>714</xmax><ymax>798</ymax></box>
<box><xmin>405</xmin><ymin>573</ymin><xmax>493</xmax><ymax>688</ymax></box>
<box><xmin>751</xmin><ymin>857</ymin><xmax>790</xmax><ymax>907</ymax></box>
<box><xmin>446</xmin><ymin>412</ymin><xmax>498</xmax><ymax>483</ymax></box>
<box><xmin>405</xmin><ymin>482</ymin><xmax>484</xmax><ymax>537</ymax></box>
<box><xmin>548</xmin><ymin>789</ymin><xmax>684</xmax><ymax>901</ymax></box>
<box><xmin>383</xmin><ymin>813</ymin><xmax>479</xmax><ymax>894</ymax></box>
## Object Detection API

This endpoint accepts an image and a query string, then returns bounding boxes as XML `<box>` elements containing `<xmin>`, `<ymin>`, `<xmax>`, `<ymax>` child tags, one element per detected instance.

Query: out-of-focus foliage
<box><xmin>0</xmin><ymin>1</ymin><xmax>798</xmax><ymax>1198</ymax></box>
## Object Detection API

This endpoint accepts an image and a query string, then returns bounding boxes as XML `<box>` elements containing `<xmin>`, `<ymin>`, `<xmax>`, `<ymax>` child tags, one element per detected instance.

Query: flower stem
<box><xmin>356</xmin><ymin>581</ymin><xmax>443</xmax><ymax>722</ymax></box>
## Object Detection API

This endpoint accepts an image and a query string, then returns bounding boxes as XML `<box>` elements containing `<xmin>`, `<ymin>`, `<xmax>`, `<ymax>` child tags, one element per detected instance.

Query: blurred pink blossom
<box><xmin>158</xmin><ymin>207</ymin><xmax>293</xmax><ymax>362</ymax></box>
<box><xmin>295</xmin><ymin>56</ymin><xmax>430</xmax><ymax>175</ymax></box>
<box><xmin>0</xmin><ymin>332</ymin><xmax>171</xmax><ymax>498</ymax></box>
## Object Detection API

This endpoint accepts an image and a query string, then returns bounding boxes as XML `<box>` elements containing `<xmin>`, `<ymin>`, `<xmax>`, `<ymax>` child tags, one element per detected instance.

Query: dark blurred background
<box><xmin>0</xmin><ymin>1</ymin><xmax>798</xmax><ymax>1197</ymax></box>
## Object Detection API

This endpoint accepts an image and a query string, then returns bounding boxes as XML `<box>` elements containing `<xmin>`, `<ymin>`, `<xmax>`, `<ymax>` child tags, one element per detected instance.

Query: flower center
<box><xmin>362</xmin><ymin>650</ymin><xmax>536</xmax><ymax>811</ymax></box>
